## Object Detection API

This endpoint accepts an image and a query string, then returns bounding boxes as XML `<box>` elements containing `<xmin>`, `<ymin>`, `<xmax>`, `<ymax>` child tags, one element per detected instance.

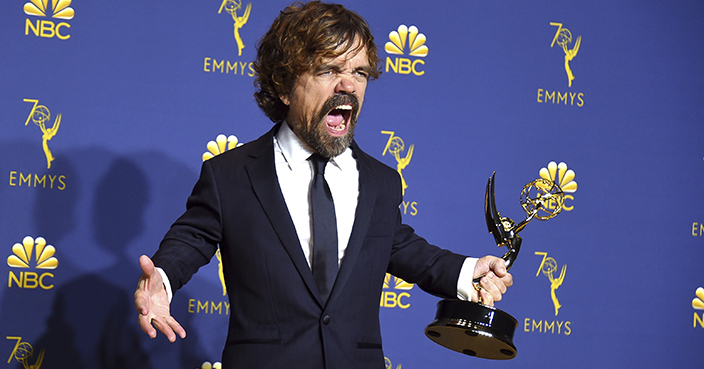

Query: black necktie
<box><xmin>309</xmin><ymin>154</ymin><xmax>338</xmax><ymax>304</ymax></box>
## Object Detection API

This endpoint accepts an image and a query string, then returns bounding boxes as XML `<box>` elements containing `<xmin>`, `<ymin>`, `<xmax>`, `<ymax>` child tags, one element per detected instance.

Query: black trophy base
<box><xmin>425</xmin><ymin>299</ymin><xmax>518</xmax><ymax>360</ymax></box>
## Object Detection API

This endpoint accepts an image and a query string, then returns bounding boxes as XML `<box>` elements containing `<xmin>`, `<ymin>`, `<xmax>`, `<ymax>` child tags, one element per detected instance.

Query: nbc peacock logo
<box><xmin>24</xmin><ymin>0</ymin><xmax>74</xmax><ymax>40</ymax></box>
<box><xmin>202</xmin><ymin>134</ymin><xmax>242</xmax><ymax>162</ymax></box>
<box><xmin>384</xmin><ymin>24</ymin><xmax>428</xmax><ymax>76</ymax></box>
<box><xmin>693</xmin><ymin>287</ymin><xmax>704</xmax><ymax>328</ymax></box>
<box><xmin>24</xmin><ymin>0</ymin><xmax>74</xmax><ymax>19</ymax></box>
<box><xmin>7</xmin><ymin>236</ymin><xmax>58</xmax><ymax>290</ymax></box>
<box><xmin>383</xmin><ymin>273</ymin><xmax>414</xmax><ymax>291</ymax></box>
<box><xmin>196</xmin><ymin>362</ymin><xmax>222</xmax><ymax>369</ymax></box>
<box><xmin>7</xmin><ymin>236</ymin><xmax>58</xmax><ymax>270</ymax></box>
<box><xmin>538</xmin><ymin>161</ymin><xmax>577</xmax><ymax>212</ymax></box>
<box><xmin>381</xmin><ymin>273</ymin><xmax>413</xmax><ymax>309</ymax></box>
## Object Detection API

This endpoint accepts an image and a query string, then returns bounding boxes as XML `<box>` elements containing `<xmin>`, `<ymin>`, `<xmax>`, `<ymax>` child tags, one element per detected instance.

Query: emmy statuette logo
<box><xmin>550</xmin><ymin>23</ymin><xmax>581</xmax><ymax>88</ymax></box>
<box><xmin>218</xmin><ymin>0</ymin><xmax>252</xmax><ymax>56</ymax></box>
<box><xmin>8</xmin><ymin>99</ymin><xmax>68</xmax><ymax>190</ymax></box>
<box><xmin>384</xmin><ymin>24</ymin><xmax>428</xmax><ymax>76</ymax></box>
<box><xmin>384</xmin><ymin>356</ymin><xmax>402</xmax><ymax>369</ymax></box>
<box><xmin>203</xmin><ymin>2</ymin><xmax>255</xmax><ymax>76</ymax></box>
<box><xmin>537</xmin><ymin>23</ymin><xmax>585</xmax><ymax>106</ymax></box>
<box><xmin>535</xmin><ymin>252</ymin><xmax>567</xmax><ymax>316</ymax></box>
<box><xmin>6</xmin><ymin>337</ymin><xmax>44</xmax><ymax>369</ymax></box>
<box><xmin>381</xmin><ymin>131</ymin><xmax>417</xmax><ymax>216</ymax></box>
<box><xmin>24</xmin><ymin>0</ymin><xmax>74</xmax><ymax>40</ymax></box>
<box><xmin>381</xmin><ymin>131</ymin><xmax>414</xmax><ymax>196</ymax></box>
<box><xmin>23</xmin><ymin>99</ymin><xmax>61</xmax><ymax>170</ymax></box>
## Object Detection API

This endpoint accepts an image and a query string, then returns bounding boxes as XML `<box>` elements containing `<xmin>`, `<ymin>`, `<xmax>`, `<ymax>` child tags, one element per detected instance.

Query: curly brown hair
<box><xmin>253</xmin><ymin>1</ymin><xmax>382</xmax><ymax>123</ymax></box>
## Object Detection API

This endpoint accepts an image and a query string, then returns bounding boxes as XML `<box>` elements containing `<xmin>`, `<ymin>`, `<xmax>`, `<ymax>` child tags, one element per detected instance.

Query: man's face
<box><xmin>281</xmin><ymin>43</ymin><xmax>371</xmax><ymax>158</ymax></box>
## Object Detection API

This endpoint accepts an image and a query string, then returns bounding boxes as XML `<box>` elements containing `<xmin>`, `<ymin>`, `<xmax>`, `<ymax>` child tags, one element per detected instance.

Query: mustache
<box><xmin>320</xmin><ymin>93</ymin><xmax>359</xmax><ymax>118</ymax></box>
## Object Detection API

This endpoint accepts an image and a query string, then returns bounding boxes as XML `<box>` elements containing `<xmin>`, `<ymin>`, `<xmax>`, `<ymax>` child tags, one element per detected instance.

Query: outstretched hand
<box><xmin>471</xmin><ymin>255</ymin><xmax>513</xmax><ymax>306</ymax></box>
<box><xmin>134</xmin><ymin>255</ymin><xmax>186</xmax><ymax>342</ymax></box>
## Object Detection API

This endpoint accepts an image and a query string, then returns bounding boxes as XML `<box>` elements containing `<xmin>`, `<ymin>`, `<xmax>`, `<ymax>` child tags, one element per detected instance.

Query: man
<box><xmin>134</xmin><ymin>2</ymin><xmax>513</xmax><ymax>368</ymax></box>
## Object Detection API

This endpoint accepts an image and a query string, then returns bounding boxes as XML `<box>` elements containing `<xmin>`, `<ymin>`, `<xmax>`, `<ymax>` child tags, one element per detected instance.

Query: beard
<box><xmin>292</xmin><ymin>93</ymin><xmax>359</xmax><ymax>158</ymax></box>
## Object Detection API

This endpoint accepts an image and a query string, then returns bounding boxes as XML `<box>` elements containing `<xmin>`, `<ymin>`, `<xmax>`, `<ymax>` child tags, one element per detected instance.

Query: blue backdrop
<box><xmin>2</xmin><ymin>0</ymin><xmax>703</xmax><ymax>368</ymax></box>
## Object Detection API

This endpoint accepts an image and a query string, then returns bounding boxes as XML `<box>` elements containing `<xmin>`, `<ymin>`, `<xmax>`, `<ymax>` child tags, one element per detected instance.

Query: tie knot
<box><xmin>309</xmin><ymin>154</ymin><xmax>328</xmax><ymax>176</ymax></box>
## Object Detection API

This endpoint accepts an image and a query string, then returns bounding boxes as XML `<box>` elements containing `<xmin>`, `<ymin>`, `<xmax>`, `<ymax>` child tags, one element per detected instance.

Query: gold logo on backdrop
<box><xmin>24</xmin><ymin>0</ymin><xmax>74</xmax><ymax>19</ymax></box>
<box><xmin>693</xmin><ymin>287</ymin><xmax>704</xmax><ymax>328</ymax></box>
<box><xmin>202</xmin><ymin>134</ymin><xmax>242</xmax><ymax>162</ymax></box>
<box><xmin>385</xmin><ymin>24</ymin><xmax>428</xmax><ymax>57</ymax></box>
<box><xmin>23</xmin><ymin>0</ymin><xmax>73</xmax><ymax>39</ymax></box>
<box><xmin>23</xmin><ymin>99</ymin><xmax>61</xmax><ymax>169</ymax></box>
<box><xmin>539</xmin><ymin>161</ymin><xmax>577</xmax><ymax>212</ymax></box>
<box><xmin>7</xmin><ymin>236</ymin><xmax>58</xmax><ymax>270</ymax></box>
<box><xmin>196</xmin><ymin>361</ymin><xmax>222</xmax><ymax>369</ymax></box>
<box><xmin>383</xmin><ymin>273</ymin><xmax>414</xmax><ymax>291</ymax></box>
<box><xmin>524</xmin><ymin>249</ymin><xmax>572</xmax><ymax>334</ymax></box>
<box><xmin>381</xmin><ymin>273</ymin><xmax>413</xmax><ymax>309</ymax></box>
<box><xmin>6</xmin><ymin>337</ymin><xmax>44</xmax><ymax>369</ymax></box>
<box><xmin>693</xmin><ymin>287</ymin><xmax>704</xmax><ymax>310</ymax></box>
<box><xmin>535</xmin><ymin>252</ymin><xmax>566</xmax><ymax>316</ymax></box>
<box><xmin>381</xmin><ymin>131</ymin><xmax>414</xmax><ymax>196</ymax></box>
<box><xmin>537</xmin><ymin>23</ymin><xmax>584</xmax><ymax>106</ymax></box>
<box><xmin>384</xmin><ymin>356</ymin><xmax>402</xmax><ymax>369</ymax></box>
<box><xmin>219</xmin><ymin>0</ymin><xmax>252</xmax><ymax>56</ymax></box>
<box><xmin>215</xmin><ymin>249</ymin><xmax>227</xmax><ymax>296</ymax></box>
<box><xmin>550</xmin><ymin>23</ymin><xmax>581</xmax><ymax>87</ymax></box>
<box><xmin>7</xmin><ymin>236</ymin><xmax>58</xmax><ymax>290</ymax></box>
<box><xmin>204</xmin><ymin>2</ymin><xmax>254</xmax><ymax>76</ymax></box>
<box><xmin>384</xmin><ymin>24</ymin><xmax>428</xmax><ymax>76</ymax></box>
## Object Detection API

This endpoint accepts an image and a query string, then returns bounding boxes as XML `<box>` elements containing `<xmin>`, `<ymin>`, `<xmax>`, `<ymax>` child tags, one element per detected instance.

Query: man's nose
<box><xmin>334</xmin><ymin>74</ymin><xmax>356</xmax><ymax>94</ymax></box>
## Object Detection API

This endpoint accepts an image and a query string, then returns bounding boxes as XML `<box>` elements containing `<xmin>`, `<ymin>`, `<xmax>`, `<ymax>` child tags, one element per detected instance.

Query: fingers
<box><xmin>136</xmin><ymin>302</ymin><xmax>187</xmax><ymax>342</ymax></box>
<box><xmin>488</xmin><ymin>256</ymin><xmax>508</xmax><ymax>278</ymax></box>
<box><xmin>137</xmin><ymin>310</ymin><xmax>158</xmax><ymax>338</ymax></box>
<box><xmin>473</xmin><ymin>255</ymin><xmax>514</xmax><ymax>306</ymax></box>
<box><xmin>151</xmin><ymin>316</ymin><xmax>187</xmax><ymax>342</ymax></box>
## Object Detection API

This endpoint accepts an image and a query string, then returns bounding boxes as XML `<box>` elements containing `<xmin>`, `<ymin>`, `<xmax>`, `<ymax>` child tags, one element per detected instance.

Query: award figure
<box><xmin>425</xmin><ymin>169</ymin><xmax>572</xmax><ymax>360</ymax></box>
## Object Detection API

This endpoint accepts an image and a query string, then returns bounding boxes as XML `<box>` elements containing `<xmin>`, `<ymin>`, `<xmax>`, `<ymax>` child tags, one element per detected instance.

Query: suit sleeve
<box><xmin>383</xmin><ymin>167</ymin><xmax>467</xmax><ymax>299</ymax></box>
<box><xmin>152</xmin><ymin>159</ymin><xmax>222</xmax><ymax>295</ymax></box>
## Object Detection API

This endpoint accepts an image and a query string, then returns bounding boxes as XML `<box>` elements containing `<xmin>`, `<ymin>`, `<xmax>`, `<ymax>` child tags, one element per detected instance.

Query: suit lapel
<box><xmin>245</xmin><ymin>124</ymin><xmax>323</xmax><ymax>304</ymax></box>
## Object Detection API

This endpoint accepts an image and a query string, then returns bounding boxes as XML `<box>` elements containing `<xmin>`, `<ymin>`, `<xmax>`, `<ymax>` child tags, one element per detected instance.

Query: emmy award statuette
<box><xmin>425</xmin><ymin>171</ymin><xmax>567</xmax><ymax>360</ymax></box>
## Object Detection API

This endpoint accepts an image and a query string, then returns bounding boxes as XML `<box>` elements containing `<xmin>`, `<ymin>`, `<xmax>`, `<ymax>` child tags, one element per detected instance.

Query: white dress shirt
<box><xmin>273</xmin><ymin>121</ymin><xmax>358</xmax><ymax>268</ymax></box>
<box><xmin>160</xmin><ymin>121</ymin><xmax>478</xmax><ymax>301</ymax></box>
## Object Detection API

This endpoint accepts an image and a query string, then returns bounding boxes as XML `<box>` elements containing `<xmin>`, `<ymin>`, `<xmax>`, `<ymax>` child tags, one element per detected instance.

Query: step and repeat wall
<box><xmin>2</xmin><ymin>0</ymin><xmax>703</xmax><ymax>368</ymax></box>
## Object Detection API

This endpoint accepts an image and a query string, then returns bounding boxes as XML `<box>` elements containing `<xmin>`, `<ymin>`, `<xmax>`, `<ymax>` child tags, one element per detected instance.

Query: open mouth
<box><xmin>325</xmin><ymin>104</ymin><xmax>353</xmax><ymax>136</ymax></box>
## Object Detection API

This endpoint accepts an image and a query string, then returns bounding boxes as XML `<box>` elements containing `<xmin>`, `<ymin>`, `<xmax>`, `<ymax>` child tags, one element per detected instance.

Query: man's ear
<box><xmin>279</xmin><ymin>94</ymin><xmax>290</xmax><ymax>106</ymax></box>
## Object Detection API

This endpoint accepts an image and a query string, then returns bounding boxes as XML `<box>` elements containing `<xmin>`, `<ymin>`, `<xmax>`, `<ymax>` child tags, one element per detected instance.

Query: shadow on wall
<box><xmin>1</xmin><ymin>143</ymin><xmax>206</xmax><ymax>369</ymax></box>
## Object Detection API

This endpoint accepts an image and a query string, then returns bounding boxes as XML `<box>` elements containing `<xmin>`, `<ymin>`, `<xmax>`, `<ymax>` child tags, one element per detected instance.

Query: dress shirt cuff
<box><xmin>155</xmin><ymin>267</ymin><xmax>173</xmax><ymax>303</ymax></box>
<box><xmin>457</xmin><ymin>257</ymin><xmax>479</xmax><ymax>300</ymax></box>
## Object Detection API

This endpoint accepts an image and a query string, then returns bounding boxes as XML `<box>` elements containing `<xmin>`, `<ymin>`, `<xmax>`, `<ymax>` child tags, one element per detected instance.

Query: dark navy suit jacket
<box><xmin>152</xmin><ymin>124</ymin><xmax>466</xmax><ymax>368</ymax></box>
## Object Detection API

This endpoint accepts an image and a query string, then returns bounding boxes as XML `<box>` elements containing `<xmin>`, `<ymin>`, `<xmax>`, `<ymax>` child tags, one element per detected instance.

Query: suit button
<box><xmin>322</xmin><ymin>315</ymin><xmax>331</xmax><ymax>325</ymax></box>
